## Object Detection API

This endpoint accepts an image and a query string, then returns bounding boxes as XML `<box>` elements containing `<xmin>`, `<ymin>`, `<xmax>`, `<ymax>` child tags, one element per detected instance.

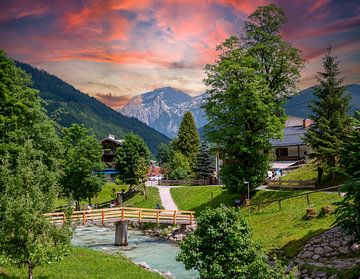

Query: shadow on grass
<box><xmin>276</xmin><ymin>228</ymin><xmax>328</xmax><ymax>259</ymax></box>
<box><xmin>0</xmin><ymin>271</ymin><xmax>50</xmax><ymax>279</ymax></box>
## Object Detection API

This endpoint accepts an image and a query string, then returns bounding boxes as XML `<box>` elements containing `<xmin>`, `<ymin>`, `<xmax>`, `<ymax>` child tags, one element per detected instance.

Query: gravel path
<box><xmin>149</xmin><ymin>185</ymin><xmax>178</xmax><ymax>210</ymax></box>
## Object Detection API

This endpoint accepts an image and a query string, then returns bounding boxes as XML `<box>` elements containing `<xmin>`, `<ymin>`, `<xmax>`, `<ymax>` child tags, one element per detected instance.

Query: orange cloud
<box><xmin>94</xmin><ymin>92</ymin><xmax>131</xmax><ymax>109</ymax></box>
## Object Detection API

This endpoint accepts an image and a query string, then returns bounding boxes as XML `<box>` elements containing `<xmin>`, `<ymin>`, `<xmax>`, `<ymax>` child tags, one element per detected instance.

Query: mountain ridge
<box><xmin>15</xmin><ymin>61</ymin><xmax>170</xmax><ymax>154</ymax></box>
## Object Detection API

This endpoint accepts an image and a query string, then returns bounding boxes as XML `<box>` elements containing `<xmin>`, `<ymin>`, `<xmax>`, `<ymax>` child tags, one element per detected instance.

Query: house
<box><xmin>101</xmin><ymin>134</ymin><xmax>124</xmax><ymax>168</ymax></box>
<box><xmin>270</xmin><ymin>116</ymin><xmax>313</xmax><ymax>161</ymax></box>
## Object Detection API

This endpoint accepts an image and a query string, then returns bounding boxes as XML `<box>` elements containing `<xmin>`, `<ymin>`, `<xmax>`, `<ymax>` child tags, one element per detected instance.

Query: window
<box><xmin>276</xmin><ymin>148</ymin><xmax>288</xmax><ymax>157</ymax></box>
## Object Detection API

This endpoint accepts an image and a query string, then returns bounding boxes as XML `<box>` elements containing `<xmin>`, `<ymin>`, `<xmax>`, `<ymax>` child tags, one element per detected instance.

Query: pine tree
<box><xmin>194</xmin><ymin>143</ymin><xmax>215</xmax><ymax>180</ymax></box>
<box><xmin>305</xmin><ymin>47</ymin><xmax>351</xmax><ymax>183</ymax></box>
<box><xmin>175</xmin><ymin>111</ymin><xmax>200</xmax><ymax>168</ymax></box>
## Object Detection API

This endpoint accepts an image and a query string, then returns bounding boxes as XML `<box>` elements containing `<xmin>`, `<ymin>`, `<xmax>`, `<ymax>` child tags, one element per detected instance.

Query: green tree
<box><xmin>305</xmin><ymin>47</ymin><xmax>351</xmax><ymax>183</ymax></box>
<box><xmin>203</xmin><ymin>37</ymin><xmax>283</xmax><ymax>193</ymax></box>
<box><xmin>0</xmin><ymin>50</ymin><xmax>61</xmax><ymax>171</ymax></box>
<box><xmin>116</xmin><ymin>133</ymin><xmax>151</xmax><ymax>194</ymax></box>
<box><xmin>175</xmin><ymin>111</ymin><xmax>200</xmax><ymax>168</ymax></box>
<box><xmin>168</xmin><ymin>151</ymin><xmax>192</xmax><ymax>180</ymax></box>
<box><xmin>0</xmin><ymin>142</ymin><xmax>72</xmax><ymax>279</ymax></box>
<box><xmin>177</xmin><ymin>206</ymin><xmax>286</xmax><ymax>279</ymax></box>
<box><xmin>335</xmin><ymin>118</ymin><xmax>360</xmax><ymax>241</ymax></box>
<box><xmin>157</xmin><ymin>142</ymin><xmax>172</xmax><ymax>166</ymax></box>
<box><xmin>194</xmin><ymin>143</ymin><xmax>215</xmax><ymax>180</ymax></box>
<box><xmin>243</xmin><ymin>4</ymin><xmax>304</xmax><ymax>101</ymax></box>
<box><xmin>61</xmin><ymin>124</ymin><xmax>105</xmax><ymax>210</ymax></box>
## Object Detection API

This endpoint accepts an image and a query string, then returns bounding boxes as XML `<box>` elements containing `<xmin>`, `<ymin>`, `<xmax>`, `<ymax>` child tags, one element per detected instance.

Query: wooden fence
<box><xmin>159</xmin><ymin>179</ymin><xmax>210</xmax><ymax>186</ymax></box>
<box><xmin>266</xmin><ymin>179</ymin><xmax>317</xmax><ymax>190</ymax></box>
<box><xmin>242</xmin><ymin>184</ymin><xmax>345</xmax><ymax>213</ymax></box>
<box><xmin>45</xmin><ymin>207</ymin><xmax>195</xmax><ymax>226</ymax></box>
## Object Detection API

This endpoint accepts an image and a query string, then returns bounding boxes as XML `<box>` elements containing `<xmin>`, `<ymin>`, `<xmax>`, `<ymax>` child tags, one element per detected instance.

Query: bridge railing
<box><xmin>45</xmin><ymin>207</ymin><xmax>195</xmax><ymax>226</ymax></box>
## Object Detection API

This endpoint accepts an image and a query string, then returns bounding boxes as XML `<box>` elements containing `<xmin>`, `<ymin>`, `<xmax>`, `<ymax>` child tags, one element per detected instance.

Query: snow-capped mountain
<box><xmin>119</xmin><ymin>87</ymin><xmax>208</xmax><ymax>138</ymax></box>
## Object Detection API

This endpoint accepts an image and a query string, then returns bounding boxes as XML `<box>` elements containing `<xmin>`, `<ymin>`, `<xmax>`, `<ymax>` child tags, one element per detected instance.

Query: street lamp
<box><xmin>244</xmin><ymin>181</ymin><xmax>250</xmax><ymax>200</ymax></box>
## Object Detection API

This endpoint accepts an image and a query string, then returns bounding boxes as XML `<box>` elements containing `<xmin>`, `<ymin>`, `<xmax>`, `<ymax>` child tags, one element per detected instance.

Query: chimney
<box><xmin>108</xmin><ymin>134</ymin><xmax>115</xmax><ymax>140</ymax></box>
<box><xmin>303</xmin><ymin>119</ymin><xmax>312</xmax><ymax>128</ymax></box>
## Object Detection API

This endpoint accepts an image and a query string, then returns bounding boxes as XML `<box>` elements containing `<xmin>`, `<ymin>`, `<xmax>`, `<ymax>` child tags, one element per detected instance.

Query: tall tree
<box><xmin>61</xmin><ymin>124</ymin><xmax>105</xmax><ymax>210</ymax></box>
<box><xmin>0</xmin><ymin>50</ymin><xmax>61</xmax><ymax>170</ymax></box>
<box><xmin>203</xmin><ymin>37</ymin><xmax>283</xmax><ymax>193</ymax></box>
<box><xmin>194</xmin><ymin>143</ymin><xmax>215</xmax><ymax>180</ymax></box>
<box><xmin>0</xmin><ymin>143</ymin><xmax>72</xmax><ymax>279</ymax></box>
<box><xmin>175</xmin><ymin>111</ymin><xmax>200</xmax><ymax>168</ymax></box>
<box><xmin>305</xmin><ymin>47</ymin><xmax>351</xmax><ymax>183</ymax></box>
<box><xmin>177</xmin><ymin>206</ymin><xmax>287</xmax><ymax>279</ymax></box>
<box><xmin>116</xmin><ymin>133</ymin><xmax>151</xmax><ymax>194</ymax></box>
<box><xmin>243</xmin><ymin>4</ymin><xmax>304</xmax><ymax>101</ymax></box>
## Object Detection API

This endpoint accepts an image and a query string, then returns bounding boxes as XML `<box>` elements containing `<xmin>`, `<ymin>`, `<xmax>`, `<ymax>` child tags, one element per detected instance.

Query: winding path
<box><xmin>147</xmin><ymin>183</ymin><xmax>179</xmax><ymax>210</ymax></box>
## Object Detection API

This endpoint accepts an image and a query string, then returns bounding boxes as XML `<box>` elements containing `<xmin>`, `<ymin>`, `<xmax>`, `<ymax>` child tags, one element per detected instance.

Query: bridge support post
<box><xmin>115</xmin><ymin>221</ymin><xmax>128</xmax><ymax>246</ymax></box>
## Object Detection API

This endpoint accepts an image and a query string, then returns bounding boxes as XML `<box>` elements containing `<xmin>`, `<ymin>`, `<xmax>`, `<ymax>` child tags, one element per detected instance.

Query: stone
<box><xmin>138</xmin><ymin>262</ymin><xmax>151</xmax><ymax>269</ymax></box>
<box><xmin>312</xmin><ymin>254</ymin><xmax>321</xmax><ymax>260</ymax></box>
<box><xmin>174</xmin><ymin>234</ymin><xmax>184</xmax><ymax>241</ymax></box>
<box><xmin>338</xmin><ymin>246</ymin><xmax>349</xmax><ymax>254</ymax></box>
<box><xmin>328</xmin><ymin>275</ymin><xmax>337</xmax><ymax>279</ymax></box>
<box><xmin>302</xmin><ymin>251</ymin><xmax>313</xmax><ymax>259</ymax></box>
<box><xmin>351</xmin><ymin>243</ymin><xmax>359</xmax><ymax>252</ymax></box>
<box><xmin>329</xmin><ymin>241</ymin><xmax>341</xmax><ymax>248</ymax></box>
<box><xmin>314</xmin><ymin>247</ymin><xmax>324</xmax><ymax>254</ymax></box>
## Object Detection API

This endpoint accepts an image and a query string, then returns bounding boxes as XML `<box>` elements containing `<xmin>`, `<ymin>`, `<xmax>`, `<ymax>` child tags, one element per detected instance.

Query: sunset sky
<box><xmin>1</xmin><ymin>0</ymin><xmax>359</xmax><ymax>108</ymax></box>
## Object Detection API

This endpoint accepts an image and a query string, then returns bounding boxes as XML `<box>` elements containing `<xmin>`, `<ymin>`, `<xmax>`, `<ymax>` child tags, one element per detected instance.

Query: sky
<box><xmin>0</xmin><ymin>0</ymin><xmax>359</xmax><ymax>108</ymax></box>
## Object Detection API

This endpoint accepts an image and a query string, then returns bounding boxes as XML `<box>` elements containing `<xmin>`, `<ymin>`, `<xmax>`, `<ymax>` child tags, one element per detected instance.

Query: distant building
<box><xmin>270</xmin><ymin>116</ymin><xmax>313</xmax><ymax>161</ymax></box>
<box><xmin>100</xmin><ymin>134</ymin><xmax>124</xmax><ymax>168</ymax></box>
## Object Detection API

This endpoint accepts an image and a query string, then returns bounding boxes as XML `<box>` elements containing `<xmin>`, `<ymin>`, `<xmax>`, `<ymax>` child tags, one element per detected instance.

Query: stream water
<box><xmin>71</xmin><ymin>225</ymin><xmax>199</xmax><ymax>279</ymax></box>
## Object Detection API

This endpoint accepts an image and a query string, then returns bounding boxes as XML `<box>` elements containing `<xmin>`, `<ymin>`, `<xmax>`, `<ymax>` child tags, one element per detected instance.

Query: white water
<box><xmin>71</xmin><ymin>225</ymin><xmax>199</xmax><ymax>279</ymax></box>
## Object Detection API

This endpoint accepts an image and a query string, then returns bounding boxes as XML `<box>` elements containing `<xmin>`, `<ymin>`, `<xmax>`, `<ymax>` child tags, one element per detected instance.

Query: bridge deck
<box><xmin>45</xmin><ymin>207</ymin><xmax>195</xmax><ymax>226</ymax></box>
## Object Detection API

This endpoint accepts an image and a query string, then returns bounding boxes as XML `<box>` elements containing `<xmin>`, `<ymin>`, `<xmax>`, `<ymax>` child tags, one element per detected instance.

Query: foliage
<box><xmin>203</xmin><ymin>37</ymin><xmax>283</xmax><ymax>193</ymax></box>
<box><xmin>116</xmin><ymin>133</ymin><xmax>151</xmax><ymax>191</ymax></box>
<box><xmin>193</xmin><ymin>143</ymin><xmax>215</xmax><ymax>179</ymax></box>
<box><xmin>243</xmin><ymin>4</ymin><xmax>304</xmax><ymax>101</ymax></box>
<box><xmin>177</xmin><ymin>206</ymin><xmax>286</xmax><ymax>279</ymax></box>
<box><xmin>167</xmin><ymin>151</ymin><xmax>192</xmax><ymax>180</ymax></box>
<box><xmin>156</xmin><ymin>142</ymin><xmax>172</xmax><ymax>166</ymax></box>
<box><xmin>0</xmin><ymin>247</ymin><xmax>163</xmax><ymax>279</ymax></box>
<box><xmin>15</xmin><ymin>61</ymin><xmax>170</xmax><ymax>155</ymax></box>
<box><xmin>0</xmin><ymin>142</ymin><xmax>72</xmax><ymax>279</ymax></box>
<box><xmin>335</xmin><ymin>120</ymin><xmax>360</xmax><ymax>241</ymax></box>
<box><xmin>174</xmin><ymin>111</ymin><xmax>200</xmax><ymax>168</ymax></box>
<box><xmin>0</xmin><ymin>51</ymin><xmax>61</xmax><ymax>171</ymax></box>
<box><xmin>305</xmin><ymin>47</ymin><xmax>351</xmax><ymax>183</ymax></box>
<box><xmin>61</xmin><ymin>124</ymin><xmax>105</xmax><ymax>209</ymax></box>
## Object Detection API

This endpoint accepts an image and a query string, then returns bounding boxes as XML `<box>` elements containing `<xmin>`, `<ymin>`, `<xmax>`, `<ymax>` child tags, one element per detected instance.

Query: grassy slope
<box><xmin>171</xmin><ymin>186</ymin><xmax>341</xmax><ymax>257</ymax></box>
<box><xmin>0</xmin><ymin>247</ymin><xmax>162</xmax><ymax>279</ymax></box>
<box><xmin>56</xmin><ymin>183</ymin><xmax>162</xmax><ymax>210</ymax></box>
<box><xmin>170</xmin><ymin>186</ymin><xmax>239</xmax><ymax>214</ymax></box>
<box><xmin>281</xmin><ymin>163</ymin><xmax>318</xmax><ymax>180</ymax></box>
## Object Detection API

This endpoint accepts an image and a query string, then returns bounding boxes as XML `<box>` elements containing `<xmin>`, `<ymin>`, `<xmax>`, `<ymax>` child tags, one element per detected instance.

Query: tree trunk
<box><xmin>143</xmin><ymin>182</ymin><xmax>148</xmax><ymax>200</ymax></box>
<box><xmin>76</xmin><ymin>200</ymin><xmax>80</xmax><ymax>211</ymax></box>
<box><xmin>88</xmin><ymin>196</ymin><xmax>91</xmax><ymax>205</ymax></box>
<box><xmin>316</xmin><ymin>167</ymin><xmax>323</xmax><ymax>188</ymax></box>
<box><xmin>28</xmin><ymin>261</ymin><xmax>33</xmax><ymax>279</ymax></box>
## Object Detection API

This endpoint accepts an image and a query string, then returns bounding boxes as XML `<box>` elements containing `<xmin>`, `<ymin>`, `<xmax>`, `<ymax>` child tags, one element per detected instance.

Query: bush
<box><xmin>176</xmin><ymin>205</ymin><xmax>287</xmax><ymax>279</ymax></box>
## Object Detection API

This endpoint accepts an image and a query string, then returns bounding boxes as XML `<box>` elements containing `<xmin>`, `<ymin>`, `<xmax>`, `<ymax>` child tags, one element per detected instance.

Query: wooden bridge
<box><xmin>45</xmin><ymin>207</ymin><xmax>195</xmax><ymax>226</ymax></box>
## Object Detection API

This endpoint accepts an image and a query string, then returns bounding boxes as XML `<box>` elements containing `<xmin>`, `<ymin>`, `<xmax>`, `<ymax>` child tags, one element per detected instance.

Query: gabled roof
<box><xmin>101</xmin><ymin>137</ymin><xmax>124</xmax><ymax>145</ymax></box>
<box><xmin>270</xmin><ymin>126</ymin><xmax>307</xmax><ymax>147</ymax></box>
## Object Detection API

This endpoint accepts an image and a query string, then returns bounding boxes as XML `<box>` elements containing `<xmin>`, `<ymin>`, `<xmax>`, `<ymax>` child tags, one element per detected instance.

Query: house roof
<box><xmin>270</xmin><ymin>125</ymin><xmax>308</xmax><ymax>147</ymax></box>
<box><xmin>101</xmin><ymin>137</ymin><xmax>124</xmax><ymax>145</ymax></box>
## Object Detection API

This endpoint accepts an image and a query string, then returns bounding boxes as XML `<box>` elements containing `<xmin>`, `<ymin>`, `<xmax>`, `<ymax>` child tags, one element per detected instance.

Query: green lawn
<box><xmin>171</xmin><ymin>186</ymin><xmax>342</xmax><ymax>258</ymax></box>
<box><xmin>56</xmin><ymin>183</ymin><xmax>162</xmax><ymax>210</ymax></box>
<box><xmin>170</xmin><ymin>186</ymin><xmax>239</xmax><ymax>214</ymax></box>
<box><xmin>281</xmin><ymin>163</ymin><xmax>317</xmax><ymax>181</ymax></box>
<box><xmin>0</xmin><ymin>247</ymin><xmax>162</xmax><ymax>279</ymax></box>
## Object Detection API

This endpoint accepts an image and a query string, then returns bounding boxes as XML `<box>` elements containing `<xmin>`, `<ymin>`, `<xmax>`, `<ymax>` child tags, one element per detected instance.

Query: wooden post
<box><xmin>139</xmin><ymin>210</ymin><xmax>142</xmax><ymax>223</ymax></box>
<box><xmin>115</xmin><ymin>221</ymin><xmax>128</xmax><ymax>246</ymax></box>
<box><xmin>156</xmin><ymin>210</ymin><xmax>160</xmax><ymax>224</ymax></box>
<box><xmin>101</xmin><ymin>210</ymin><xmax>105</xmax><ymax>225</ymax></box>
<box><xmin>173</xmin><ymin>210</ymin><xmax>177</xmax><ymax>225</ymax></box>
<box><xmin>190</xmin><ymin>212</ymin><xmax>193</xmax><ymax>225</ymax></box>
<box><xmin>278</xmin><ymin>200</ymin><xmax>282</xmax><ymax>210</ymax></box>
<box><xmin>306</xmin><ymin>194</ymin><xmax>310</xmax><ymax>206</ymax></box>
<box><xmin>62</xmin><ymin>213</ymin><xmax>66</xmax><ymax>225</ymax></box>
<box><xmin>82</xmin><ymin>212</ymin><xmax>86</xmax><ymax>225</ymax></box>
<box><xmin>121</xmin><ymin>207</ymin><xmax>124</xmax><ymax>221</ymax></box>
<box><xmin>337</xmin><ymin>187</ymin><xmax>341</xmax><ymax>197</ymax></box>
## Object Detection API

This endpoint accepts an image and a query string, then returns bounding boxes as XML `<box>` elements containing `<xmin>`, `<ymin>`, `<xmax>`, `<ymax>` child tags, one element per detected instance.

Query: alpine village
<box><xmin>1</xmin><ymin>1</ymin><xmax>360</xmax><ymax>279</ymax></box>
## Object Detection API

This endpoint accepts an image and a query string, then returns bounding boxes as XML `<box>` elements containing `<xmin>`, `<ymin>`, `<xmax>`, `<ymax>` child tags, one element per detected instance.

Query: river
<box><xmin>71</xmin><ymin>225</ymin><xmax>199</xmax><ymax>279</ymax></box>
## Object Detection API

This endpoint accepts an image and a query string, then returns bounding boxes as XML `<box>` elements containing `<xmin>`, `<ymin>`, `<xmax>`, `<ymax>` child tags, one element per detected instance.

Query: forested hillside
<box><xmin>16</xmin><ymin>62</ymin><xmax>170</xmax><ymax>154</ymax></box>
